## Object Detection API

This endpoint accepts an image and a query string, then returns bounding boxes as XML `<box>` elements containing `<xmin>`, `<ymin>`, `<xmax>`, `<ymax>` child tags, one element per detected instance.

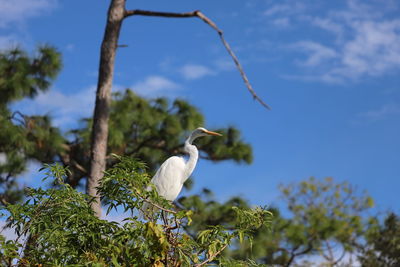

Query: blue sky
<box><xmin>1</xmin><ymin>0</ymin><xmax>400</xmax><ymax>216</ymax></box>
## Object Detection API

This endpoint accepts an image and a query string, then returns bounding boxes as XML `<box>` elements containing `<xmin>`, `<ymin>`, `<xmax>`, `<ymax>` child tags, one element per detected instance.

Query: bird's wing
<box><xmin>151</xmin><ymin>156</ymin><xmax>186</xmax><ymax>184</ymax></box>
<box><xmin>151</xmin><ymin>156</ymin><xmax>186</xmax><ymax>201</ymax></box>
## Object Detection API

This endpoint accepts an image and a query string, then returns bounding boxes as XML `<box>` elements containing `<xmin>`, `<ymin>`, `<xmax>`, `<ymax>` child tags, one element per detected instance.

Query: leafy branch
<box><xmin>1</xmin><ymin>157</ymin><xmax>272</xmax><ymax>266</ymax></box>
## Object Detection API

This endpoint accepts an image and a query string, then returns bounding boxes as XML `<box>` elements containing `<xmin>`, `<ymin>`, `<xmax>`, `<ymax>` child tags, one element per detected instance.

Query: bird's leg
<box><xmin>161</xmin><ymin>210</ymin><xmax>168</xmax><ymax>226</ymax></box>
<box><xmin>173</xmin><ymin>216</ymin><xmax>180</xmax><ymax>230</ymax></box>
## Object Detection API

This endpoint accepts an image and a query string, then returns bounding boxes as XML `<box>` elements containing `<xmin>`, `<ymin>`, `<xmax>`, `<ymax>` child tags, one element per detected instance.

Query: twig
<box><xmin>0</xmin><ymin>196</ymin><xmax>8</xmax><ymax>206</ymax></box>
<box><xmin>333</xmin><ymin>248</ymin><xmax>347</xmax><ymax>266</ymax></box>
<box><xmin>124</xmin><ymin>9</ymin><xmax>271</xmax><ymax>110</ymax></box>
<box><xmin>71</xmin><ymin>160</ymin><xmax>87</xmax><ymax>174</ymax></box>
<box><xmin>323</xmin><ymin>240</ymin><xmax>334</xmax><ymax>263</ymax></box>
<box><xmin>194</xmin><ymin>243</ymin><xmax>228</xmax><ymax>267</ymax></box>
<box><xmin>136</xmin><ymin>189</ymin><xmax>177</xmax><ymax>214</ymax></box>
<box><xmin>9</xmin><ymin>111</ymin><xmax>27</xmax><ymax>125</ymax></box>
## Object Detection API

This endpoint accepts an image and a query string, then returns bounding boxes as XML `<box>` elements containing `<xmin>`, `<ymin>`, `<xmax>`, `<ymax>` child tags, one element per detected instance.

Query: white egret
<box><xmin>148</xmin><ymin>127</ymin><xmax>222</xmax><ymax>202</ymax></box>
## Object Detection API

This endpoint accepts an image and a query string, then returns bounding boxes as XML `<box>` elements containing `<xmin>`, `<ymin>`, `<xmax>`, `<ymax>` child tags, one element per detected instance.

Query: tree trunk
<box><xmin>87</xmin><ymin>0</ymin><xmax>125</xmax><ymax>217</ymax></box>
<box><xmin>86</xmin><ymin>0</ymin><xmax>267</xmax><ymax>218</ymax></box>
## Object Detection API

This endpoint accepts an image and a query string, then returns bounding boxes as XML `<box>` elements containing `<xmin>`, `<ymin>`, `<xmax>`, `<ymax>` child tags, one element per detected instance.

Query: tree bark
<box><xmin>87</xmin><ymin>0</ymin><xmax>125</xmax><ymax>217</ymax></box>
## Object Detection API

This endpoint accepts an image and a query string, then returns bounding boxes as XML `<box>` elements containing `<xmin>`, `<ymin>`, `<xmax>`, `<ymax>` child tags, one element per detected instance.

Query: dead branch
<box><xmin>125</xmin><ymin>9</ymin><xmax>198</xmax><ymax>18</ymax></box>
<box><xmin>125</xmin><ymin>9</ymin><xmax>271</xmax><ymax>109</ymax></box>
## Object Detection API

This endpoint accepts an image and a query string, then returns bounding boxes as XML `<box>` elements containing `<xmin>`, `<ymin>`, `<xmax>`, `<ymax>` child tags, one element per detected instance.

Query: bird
<box><xmin>148</xmin><ymin>127</ymin><xmax>222</xmax><ymax>202</ymax></box>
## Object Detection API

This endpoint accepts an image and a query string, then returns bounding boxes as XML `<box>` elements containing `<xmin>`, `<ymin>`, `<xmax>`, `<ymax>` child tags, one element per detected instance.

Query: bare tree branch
<box><xmin>333</xmin><ymin>248</ymin><xmax>347</xmax><ymax>266</ymax></box>
<box><xmin>125</xmin><ymin>9</ymin><xmax>198</xmax><ymax>18</ymax></box>
<box><xmin>135</xmin><ymin>189</ymin><xmax>177</xmax><ymax>214</ymax></box>
<box><xmin>125</xmin><ymin>9</ymin><xmax>271</xmax><ymax>109</ymax></box>
<box><xmin>9</xmin><ymin>111</ymin><xmax>27</xmax><ymax>126</ymax></box>
<box><xmin>194</xmin><ymin>243</ymin><xmax>229</xmax><ymax>267</ymax></box>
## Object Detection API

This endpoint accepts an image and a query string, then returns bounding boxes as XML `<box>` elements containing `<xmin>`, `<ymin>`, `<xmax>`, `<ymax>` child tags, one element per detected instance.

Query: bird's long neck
<box><xmin>183</xmin><ymin>137</ymin><xmax>199</xmax><ymax>179</ymax></box>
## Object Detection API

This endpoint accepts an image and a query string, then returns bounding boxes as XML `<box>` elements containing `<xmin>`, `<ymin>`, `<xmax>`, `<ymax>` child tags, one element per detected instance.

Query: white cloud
<box><xmin>309</xmin><ymin>17</ymin><xmax>344</xmax><ymax>37</ymax></box>
<box><xmin>161</xmin><ymin>59</ymin><xmax>232</xmax><ymax>81</ymax></box>
<box><xmin>131</xmin><ymin>75</ymin><xmax>180</xmax><ymax>97</ymax></box>
<box><xmin>337</xmin><ymin>19</ymin><xmax>400</xmax><ymax>78</ymax></box>
<box><xmin>12</xmin><ymin>86</ymin><xmax>97</xmax><ymax>128</ymax></box>
<box><xmin>11</xmin><ymin>77</ymin><xmax>180</xmax><ymax>130</ymax></box>
<box><xmin>280</xmin><ymin>73</ymin><xmax>342</xmax><ymax>84</ymax></box>
<box><xmin>359</xmin><ymin>103</ymin><xmax>400</xmax><ymax>122</ymax></box>
<box><xmin>213</xmin><ymin>58</ymin><xmax>235</xmax><ymax>72</ymax></box>
<box><xmin>291</xmin><ymin>41</ymin><xmax>337</xmax><ymax>66</ymax></box>
<box><xmin>0</xmin><ymin>0</ymin><xmax>57</xmax><ymax>28</ymax></box>
<box><xmin>179</xmin><ymin>64</ymin><xmax>216</xmax><ymax>80</ymax></box>
<box><xmin>263</xmin><ymin>4</ymin><xmax>291</xmax><ymax>17</ymax></box>
<box><xmin>263</xmin><ymin>2</ymin><xmax>305</xmax><ymax>17</ymax></box>
<box><xmin>272</xmin><ymin>17</ymin><xmax>290</xmax><ymax>27</ymax></box>
<box><xmin>276</xmin><ymin>0</ymin><xmax>400</xmax><ymax>83</ymax></box>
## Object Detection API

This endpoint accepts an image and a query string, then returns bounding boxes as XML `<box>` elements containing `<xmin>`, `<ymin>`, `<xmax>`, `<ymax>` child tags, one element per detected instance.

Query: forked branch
<box><xmin>125</xmin><ymin>9</ymin><xmax>271</xmax><ymax>110</ymax></box>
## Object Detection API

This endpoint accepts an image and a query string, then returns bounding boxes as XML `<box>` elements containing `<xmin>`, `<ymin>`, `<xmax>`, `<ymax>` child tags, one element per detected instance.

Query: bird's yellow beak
<box><xmin>205</xmin><ymin>130</ymin><xmax>223</xmax><ymax>136</ymax></box>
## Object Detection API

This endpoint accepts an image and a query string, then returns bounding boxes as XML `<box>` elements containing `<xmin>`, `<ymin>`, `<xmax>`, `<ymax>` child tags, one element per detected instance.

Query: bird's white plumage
<box><xmin>150</xmin><ymin>156</ymin><xmax>186</xmax><ymax>201</ymax></box>
<box><xmin>147</xmin><ymin>127</ymin><xmax>222</xmax><ymax>203</ymax></box>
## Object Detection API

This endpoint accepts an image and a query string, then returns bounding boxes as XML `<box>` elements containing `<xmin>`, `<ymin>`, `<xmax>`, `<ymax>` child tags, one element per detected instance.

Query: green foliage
<box><xmin>181</xmin><ymin>177</ymin><xmax>376</xmax><ymax>266</ymax></box>
<box><xmin>0</xmin><ymin>235</ymin><xmax>21</xmax><ymax>266</ymax></box>
<box><xmin>0</xmin><ymin>46</ymin><xmax>64</xmax><ymax>205</ymax></box>
<box><xmin>0</xmin><ymin>45</ymin><xmax>252</xmax><ymax>203</ymax></box>
<box><xmin>358</xmin><ymin>212</ymin><xmax>400</xmax><ymax>266</ymax></box>
<box><xmin>64</xmin><ymin>89</ymin><xmax>253</xmax><ymax>188</ymax></box>
<box><xmin>2</xmin><ymin>45</ymin><xmax>391</xmax><ymax>266</ymax></box>
<box><xmin>0</xmin><ymin>44</ymin><xmax>251</xmax><ymax>201</ymax></box>
<box><xmin>0</xmin><ymin>46</ymin><xmax>62</xmax><ymax>104</ymax></box>
<box><xmin>245</xmin><ymin>177</ymin><xmax>374</xmax><ymax>265</ymax></box>
<box><xmin>1</xmin><ymin>157</ymin><xmax>271</xmax><ymax>266</ymax></box>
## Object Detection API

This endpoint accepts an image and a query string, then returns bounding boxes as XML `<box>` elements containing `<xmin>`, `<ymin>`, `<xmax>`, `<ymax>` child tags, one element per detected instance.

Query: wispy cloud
<box><xmin>308</xmin><ymin>17</ymin><xmax>344</xmax><ymax>37</ymax></box>
<box><xmin>0</xmin><ymin>35</ymin><xmax>19</xmax><ymax>50</ymax></box>
<box><xmin>213</xmin><ymin>58</ymin><xmax>236</xmax><ymax>72</ymax></box>
<box><xmin>262</xmin><ymin>3</ymin><xmax>305</xmax><ymax>28</ymax></box>
<box><xmin>264</xmin><ymin>4</ymin><xmax>291</xmax><ymax>17</ymax></box>
<box><xmin>179</xmin><ymin>64</ymin><xmax>216</xmax><ymax>80</ymax></box>
<box><xmin>272</xmin><ymin>17</ymin><xmax>290</xmax><ymax>27</ymax></box>
<box><xmin>159</xmin><ymin>56</ymin><xmax>234</xmax><ymax>81</ymax></box>
<box><xmin>308</xmin><ymin>1</ymin><xmax>400</xmax><ymax>82</ymax></box>
<box><xmin>12</xmin><ymin>86</ymin><xmax>96</xmax><ymax>128</ymax></box>
<box><xmin>131</xmin><ymin>75</ymin><xmax>180</xmax><ymax>97</ymax></box>
<box><xmin>337</xmin><ymin>19</ymin><xmax>400</xmax><ymax>78</ymax></box>
<box><xmin>65</xmin><ymin>43</ymin><xmax>75</xmax><ymax>52</ymax></box>
<box><xmin>290</xmin><ymin>41</ymin><xmax>337</xmax><ymax>66</ymax></box>
<box><xmin>11</xmin><ymin>76</ymin><xmax>181</xmax><ymax>130</ymax></box>
<box><xmin>262</xmin><ymin>0</ymin><xmax>400</xmax><ymax>83</ymax></box>
<box><xmin>359</xmin><ymin>103</ymin><xmax>400</xmax><ymax>122</ymax></box>
<box><xmin>178</xmin><ymin>59</ymin><xmax>236</xmax><ymax>80</ymax></box>
<box><xmin>0</xmin><ymin>0</ymin><xmax>57</xmax><ymax>28</ymax></box>
<box><xmin>263</xmin><ymin>3</ymin><xmax>305</xmax><ymax>17</ymax></box>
